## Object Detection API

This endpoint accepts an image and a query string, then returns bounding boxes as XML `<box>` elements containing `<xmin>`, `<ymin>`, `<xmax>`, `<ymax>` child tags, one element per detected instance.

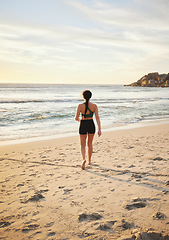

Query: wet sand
<box><xmin>0</xmin><ymin>124</ymin><xmax>169</xmax><ymax>239</ymax></box>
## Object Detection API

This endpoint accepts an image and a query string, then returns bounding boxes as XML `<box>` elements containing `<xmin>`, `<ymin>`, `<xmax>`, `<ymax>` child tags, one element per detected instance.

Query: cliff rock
<box><xmin>125</xmin><ymin>72</ymin><xmax>169</xmax><ymax>87</ymax></box>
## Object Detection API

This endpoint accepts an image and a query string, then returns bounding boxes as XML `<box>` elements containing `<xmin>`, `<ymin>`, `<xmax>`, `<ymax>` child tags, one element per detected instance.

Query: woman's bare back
<box><xmin>79</xmin><ymin>102</ymin><xmax>96</xmax><ymax>115</ymax></box>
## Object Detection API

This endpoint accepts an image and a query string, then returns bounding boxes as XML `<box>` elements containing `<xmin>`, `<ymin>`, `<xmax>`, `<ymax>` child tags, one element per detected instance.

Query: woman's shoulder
<box><xmin>78</xmin><ymin>103</ymin><xmax>85</xmax><ymax>109</ymax></box>
<box><xmin>89</xmin><ymin>102</ymin><xmax>97</xmax><ymax>111</ymax></box>
<box><xmin>90</xmin><ymin>102</ymin><xmax>97</xmax><ymax>107</ymax></box>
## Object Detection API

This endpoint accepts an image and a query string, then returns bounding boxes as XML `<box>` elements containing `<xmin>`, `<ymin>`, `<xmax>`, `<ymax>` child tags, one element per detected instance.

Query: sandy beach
<box><xmin>0</xmin><ymin>123</ymin><xmax>169</xmax><ymax>240</ymax></box>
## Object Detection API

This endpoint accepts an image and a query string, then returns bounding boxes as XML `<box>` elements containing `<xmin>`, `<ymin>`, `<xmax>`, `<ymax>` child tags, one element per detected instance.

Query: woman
<box><xmin>75</xmin><ymin>90</ymin><xmax>101</xmax><ymax>170</ymax></box>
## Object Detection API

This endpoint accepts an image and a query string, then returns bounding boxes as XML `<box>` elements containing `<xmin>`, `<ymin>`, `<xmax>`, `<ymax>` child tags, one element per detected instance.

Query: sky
<box><xmin>0</xmin><ymin>0</ymin><xmax>169</xmax><ymax>84</ymax></box>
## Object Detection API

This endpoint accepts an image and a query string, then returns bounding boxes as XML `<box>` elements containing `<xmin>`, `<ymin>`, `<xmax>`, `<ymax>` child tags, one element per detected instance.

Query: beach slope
<box><xmin>0</xmin><ymin>124</ymin><xmax>169</xmax><ymax>239</ymax></box>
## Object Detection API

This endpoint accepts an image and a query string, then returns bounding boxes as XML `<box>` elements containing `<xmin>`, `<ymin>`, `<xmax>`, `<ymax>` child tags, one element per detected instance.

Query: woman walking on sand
<box><xmin>75</xmin><ymin>90</ymin><xmax>101</xmax><ymax>170</ymax></box>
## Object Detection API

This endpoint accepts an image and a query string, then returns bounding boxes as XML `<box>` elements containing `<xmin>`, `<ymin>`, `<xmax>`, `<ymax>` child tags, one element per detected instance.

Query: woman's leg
<box><xmin>87</xmin><ymin>133</ymin><xmax>95</xmax><ymax>165</ymax></box>
<box><xmin>80</xmin><ymin>134</ymin><xmax>87</xmax><ymax>169</ymax></box>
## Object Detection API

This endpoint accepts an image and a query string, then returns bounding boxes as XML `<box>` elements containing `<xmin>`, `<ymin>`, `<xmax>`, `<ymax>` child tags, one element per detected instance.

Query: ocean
<box><xmin>1</xmin><ymin>84</ymin><xmax>169</xmax><ymax>145</ymax></box>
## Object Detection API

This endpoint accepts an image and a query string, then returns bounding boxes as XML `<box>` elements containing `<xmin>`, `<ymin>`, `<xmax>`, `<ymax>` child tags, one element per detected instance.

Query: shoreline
<box><xmin>0</xmin><ymin>122</ymin><xmax>169</xmax><ymax>239</ymax></box>
<box><xmin>1</xmin><ymin>117</ymin><xmax>169</xmax><ymax>147</ymax></box>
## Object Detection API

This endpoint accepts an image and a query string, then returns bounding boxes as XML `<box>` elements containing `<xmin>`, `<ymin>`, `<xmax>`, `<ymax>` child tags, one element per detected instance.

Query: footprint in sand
<box><xmin>125</xmin><ymin>198</ymin><xmax>147</xmax><ymax>210</ymax></box>
<box><xmin>96</xmin><ymin>220</ymin><xmax>117</xmax><ymax>231</ymax></box>
<box><xmin>44</xmin><ymin>222</ymin><xmax>54</xmax><ymax>228</ymax></box>
<box><xmin>22</xmin><ymin>224</ymin><xmax>39</xmax><ymax>232</ymax></box>
<box><xmin>78</xmin><ymin>213</ymin><xmax>102</xmax><ymax>222</ymax></box>
<box><xmin>0</xmin><ymin>219</ymin><xmax>12</xmax><ymax>228</ymax></box>
<box><xmin>153</xmin><ymin>212</ymin><xmax>166</xmax><ymax>220</ymax></box>
<box><xmin>47</xmin><ymin>232</ymin><xmax>56</xmax><ymax>237</ymax></box>
<box><xmin>119</xmin><ymin>219</ymin><xmax>133</xmax><ymax>230</ymax></box>
<box><xmin>22</xmin><ymin>192</ymin><xmax>45</xmax><ymax>203</ymax></box>
<box><xmin>134</xmin><ymin>230</ymin><xmax>169</xmax><ymax>240</ymax></box>
<box><xmin>152</xmin><ymin>157</ymin><xmax>165</xmax><ymax>161</ymax></box>
<box><xmin>165</xmin><ymin>181</ymin><xmax>169</xmax><ymax>186</ymax></box>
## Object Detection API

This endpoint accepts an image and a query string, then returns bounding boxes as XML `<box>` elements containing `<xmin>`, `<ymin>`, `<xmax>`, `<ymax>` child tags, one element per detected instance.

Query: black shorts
<box><xmin>79</xmin><ymin>119</ymin><xmax>96</xmax><ymax>135</ymax></box>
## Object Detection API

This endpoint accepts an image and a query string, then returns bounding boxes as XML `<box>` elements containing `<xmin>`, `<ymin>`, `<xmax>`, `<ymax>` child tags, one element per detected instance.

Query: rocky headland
<box><xmin>125</xmin><ymin>72</ymin><xmax>169</xmax><ymax>87</ymax></box>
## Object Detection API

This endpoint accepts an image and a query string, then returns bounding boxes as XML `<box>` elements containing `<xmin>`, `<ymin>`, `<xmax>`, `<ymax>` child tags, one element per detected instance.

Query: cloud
<box><xmin>68</xmin><ymin>0</ymin><xmax>169</xmax><ymax>30</ymax></box>
<box><xmin>67</xmin><ymin>0</ymin><xmax>169</xmax><ymax>51</ymax></box>
<box><xmin>0</xmin><ymin>23</ymin><xmax>75</xmax><ymax>65</ymax></box>
<box><xmin>0</xmin><ymin>22</ymin><xmax>122</xmax><ymax>64</ymax></box>
<box><xmin>66</xmin><ymin>0</ymin><xmax>169</xmax><ymax>57</ymax></box>
<box><xmin>0</xmin><ymin>0</ymin><xmax>169</xmax><ymax>83</ymax></box>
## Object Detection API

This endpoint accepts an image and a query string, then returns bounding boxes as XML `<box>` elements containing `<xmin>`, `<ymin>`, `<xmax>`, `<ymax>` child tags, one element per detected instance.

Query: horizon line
<box><xmin>0</xmin><ymin>82</ymin><xmax>125</xmax><ymax>86</ymax></box>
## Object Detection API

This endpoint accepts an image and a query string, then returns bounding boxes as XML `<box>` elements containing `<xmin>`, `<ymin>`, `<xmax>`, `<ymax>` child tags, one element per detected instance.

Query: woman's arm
<box><xmin>75</xmin><ymin>104</ymin><xmax>81</xmax><ymax>121</ymax></box>
<box><xmin>94</xmin><ymin>105</ymin><xmax>101</xmax><ymax>136</ymax></box>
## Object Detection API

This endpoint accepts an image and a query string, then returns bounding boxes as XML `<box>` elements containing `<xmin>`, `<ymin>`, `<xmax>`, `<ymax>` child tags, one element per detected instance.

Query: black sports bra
<box><xmin>82</xmin><ymin>103</ymin><xmax>94</xmax><ymax>118</ymax></box>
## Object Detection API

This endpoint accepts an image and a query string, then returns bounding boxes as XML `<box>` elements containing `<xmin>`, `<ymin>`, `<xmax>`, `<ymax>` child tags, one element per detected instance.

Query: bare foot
<box><xmin>88</xmin><ymin>160</ymin><xmax>91</xmax><ymax>165</ymax></box>
<box><xmin>81</xmin><ymin>160</ymin><xmax>86</xmax><ymax>170</ymax></box>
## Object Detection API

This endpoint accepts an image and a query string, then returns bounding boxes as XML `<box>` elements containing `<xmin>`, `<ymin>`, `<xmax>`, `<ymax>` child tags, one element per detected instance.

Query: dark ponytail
<box><xmin>83</xmin><ymin>90</ymin><xmax>92</xmax><ymax>118</ymax></box>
